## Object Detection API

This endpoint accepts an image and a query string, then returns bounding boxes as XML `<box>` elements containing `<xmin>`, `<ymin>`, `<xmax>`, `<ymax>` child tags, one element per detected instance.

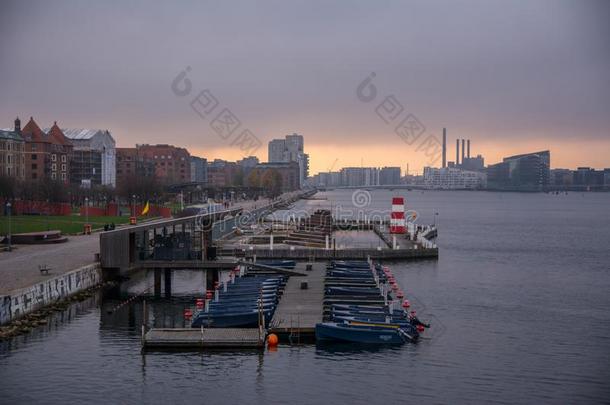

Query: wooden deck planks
<box><xmin>143</xmin><ymin>327</ymin><xmax>264</xmax><ymax>348</ymax></box>
<box><xmin>269</xmin><ymin>262</ymin><xmax>326</xmax><ymax>335</ymax></box>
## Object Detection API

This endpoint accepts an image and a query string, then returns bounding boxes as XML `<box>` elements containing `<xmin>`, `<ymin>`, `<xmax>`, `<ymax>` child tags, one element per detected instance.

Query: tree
<box><xmin>261</xmin><ymin>169</ymin><xmax>283</xmax><ymax>197</ymax></box>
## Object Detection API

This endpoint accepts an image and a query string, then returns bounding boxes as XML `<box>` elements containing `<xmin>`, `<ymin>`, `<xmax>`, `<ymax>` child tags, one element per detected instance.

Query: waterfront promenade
<box><xmin>0</xmin><ymin>234</ymin><xmax>99</xmax><ymax>294</ymax></box>
<box><xmin>0</xmin><ymin>191</ymin><xmax>306</xmax><ymax>296</ymax></box>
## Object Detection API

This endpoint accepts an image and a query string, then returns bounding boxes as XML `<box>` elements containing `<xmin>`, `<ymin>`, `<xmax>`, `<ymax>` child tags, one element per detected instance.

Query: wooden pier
<box><xmin>142</xmin><ymin>327</ymin><xmax>264</xmax><ymax>349</ymax></box>
<box><xmin>269</xmin><ymin>262</ymin><xmax>326</xmax><ymax>340</ymax></box>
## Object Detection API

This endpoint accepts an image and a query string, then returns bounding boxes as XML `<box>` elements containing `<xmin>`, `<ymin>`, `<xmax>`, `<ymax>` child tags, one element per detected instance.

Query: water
<box><xmin>1</xmin><ymin>190</ymin><xmax>609</xmax><ymax>404</ymax></box>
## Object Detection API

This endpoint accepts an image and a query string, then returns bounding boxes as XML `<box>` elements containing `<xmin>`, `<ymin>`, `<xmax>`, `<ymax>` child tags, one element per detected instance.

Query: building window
<box><xmin>32</xmin><ymin>164</ymin><xmax>37</xmax><ymax>170</ymax></box>
<box><xmin>32</xmin><ymin>173</ymin><xmax>37</xmax><ymax>179</ymax></box>
<box><xmin>61</xmin><ymin>164</ymin><xmax>66</xmax><ymax>172</ymax></box>
<box><xmin>61</xmin><ymin>173</ymin><xmax>66</xmax><ymax>180</ymax></box>
<box><xmin>32</xmin><ymin>154</ymin><xmax>37</xmax><ymax>160</ymax></box>
<box><xmin>52</xmin><ymin>154</ymin><xmax>57</xmax><ymax>162</ymax></box>
<box><xmin>61</xmin><ymin>155</ymin><xmax>66</xmax><ymax>162</ymax></box>
<box><xmin>52</xmin><ymin>163</ymin><xmax>57</xmax><ymax>171</ymax></box>
<box><xmin>31</xmin><ymin>144</ymin><xmax>37</xmax><ymax>151</ymax></box>
<box><xmin>51</xmin><ymin>172</ymin><xmax>56</xmax><ymax>180</ymax></box>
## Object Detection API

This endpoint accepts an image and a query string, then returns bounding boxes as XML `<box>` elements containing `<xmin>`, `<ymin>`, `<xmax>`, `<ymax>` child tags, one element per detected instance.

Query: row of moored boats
<box><xmin>316</xmin><ymin>260</ymin><xmax>429</xmax><ymax>345</ymax></box>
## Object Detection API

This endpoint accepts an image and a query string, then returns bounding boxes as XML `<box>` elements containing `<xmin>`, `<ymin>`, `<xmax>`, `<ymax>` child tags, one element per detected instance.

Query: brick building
<box><xmin>136</xmin><ymin>144</ymin><xmax>190</xmax><ymax>185</ymax></box>
<box><xmin>0</xmin><ymin>118</ymin><xmax>25</xmax><ymax>180</ymax></box>
<box><xmin>21</xmin><ymin>117</ymin><xmax>72</xmax><ymax>183</ymax></box>
<box><xmin>116</xmin><ymin>147</ymin><xmax>155</xmax><ymax>185</ymax></box>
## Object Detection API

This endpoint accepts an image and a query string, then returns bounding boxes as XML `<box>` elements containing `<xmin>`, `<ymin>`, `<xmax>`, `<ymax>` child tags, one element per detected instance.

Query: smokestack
<box><xmin>456</xmin><ymin>139</ymin><xmax>460</xmax><ymax>165</ymax></box>
<box><xmin>442</xmin><ymin>128</ymin><xmax>447</xmax><ymax>168</ymax></box>
<box><xmin>461</xmin><ymin>139</ymin><xmax>465</xmax><ymax>165</ymax></box>
<box><xmin>467</xmin><ymin>139</ymin><xmax>471</xmax><ymax>159</ymax></box>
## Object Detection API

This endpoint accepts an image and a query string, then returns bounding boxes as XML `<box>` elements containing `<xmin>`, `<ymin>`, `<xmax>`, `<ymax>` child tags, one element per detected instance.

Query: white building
<box><xmin>423</xmin><ymin>167</ymin><xmax>486</xmax><ymax>189</ymax></box>
<box><xmin>47</xmin><ymin>128</ymin><xmax>116</xmax><ymax>187</ymax></box>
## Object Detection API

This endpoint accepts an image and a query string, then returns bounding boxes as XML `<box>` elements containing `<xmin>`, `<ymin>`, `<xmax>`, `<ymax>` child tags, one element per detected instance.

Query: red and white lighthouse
<box><xmin>390</xmin><ymin>197</ymin><xmax>405</xmax><ymax>234</ymax></box>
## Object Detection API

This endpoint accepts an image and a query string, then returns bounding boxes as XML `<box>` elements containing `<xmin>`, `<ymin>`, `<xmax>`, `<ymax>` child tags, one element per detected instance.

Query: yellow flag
<box><xmin>141</xmin><ymin>201</ymin><xmax>150</xmax><ymax>215</ymax></box>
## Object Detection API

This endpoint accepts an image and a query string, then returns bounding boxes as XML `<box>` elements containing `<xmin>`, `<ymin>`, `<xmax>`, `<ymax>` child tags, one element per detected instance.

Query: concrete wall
<box><xmin>0</xmin><ymin>263</ymin><xmax>101</xmax><ymax>325</ymax></box>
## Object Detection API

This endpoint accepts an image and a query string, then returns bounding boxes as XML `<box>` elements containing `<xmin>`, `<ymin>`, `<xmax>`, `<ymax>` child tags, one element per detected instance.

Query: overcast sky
<box><xmin>1</xmin><ymin>0</ymin><xmax>608</xmax><ymax>173</ymax></box>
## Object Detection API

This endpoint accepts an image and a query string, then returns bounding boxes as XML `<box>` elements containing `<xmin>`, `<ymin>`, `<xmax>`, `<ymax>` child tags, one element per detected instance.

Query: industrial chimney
<box><xmin>442</xmin><ymin>128</ymin><xmax>447</xmax><ymax>168</ymax></box>
<box><xmin>456</xmin><ymin>139</ymin><xmax>460</xmax><ymax>165</ymax></box>
<box><xmin>467</xmin><ymin>139</ymin><xmax>471</xmax><ymax>159</ymax></box>
<box><xmin>461</xmin><ymin>139</ymin><xmax>465</xmax><ymax>165</ymax></box>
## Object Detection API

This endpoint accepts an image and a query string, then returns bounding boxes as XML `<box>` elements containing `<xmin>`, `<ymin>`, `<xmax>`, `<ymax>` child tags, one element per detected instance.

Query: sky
<box><xmin>1</xmin><ymin>0</ymin><xmax>608</xmax><ymax>174</ymax></box>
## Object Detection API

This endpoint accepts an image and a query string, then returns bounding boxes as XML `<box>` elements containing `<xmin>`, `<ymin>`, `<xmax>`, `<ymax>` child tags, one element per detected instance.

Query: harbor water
<box><xmin>1</xmin><ymin>190</ymin><xmax>609</xmax><ymax>404</ymax></box>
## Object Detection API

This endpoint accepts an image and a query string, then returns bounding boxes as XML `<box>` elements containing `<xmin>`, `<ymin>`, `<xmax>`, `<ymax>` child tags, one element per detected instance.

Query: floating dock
<box><xmin>269</xmin><ymin>262</ymin><xmax>326</xmax><ymax>340</ymax></box>
<box><xmin>142</xmin><ymin>328</ymin><xmax>264</xmax><ymax>349</ymax></box>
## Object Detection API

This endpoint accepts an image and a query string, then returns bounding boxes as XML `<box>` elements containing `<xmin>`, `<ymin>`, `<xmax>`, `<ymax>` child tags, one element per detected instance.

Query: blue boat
<box><xmin>315</xmin><ymin>322</ymin><xmax>408</xmax><ymax>344</ymax></box>
<box><xmin>330</xmin><ymin>261</ymin><xmax>371</xmax><ymax>269</ymax></box>
<box><xmin>326</xmin><ymin>287</ymin><xmax>382</xmax><ymax>296</ymax></box>
<box><xmin>192</xmin><ymin>309</ymin><xmax>273</xmax><ymax>328</ymax></box>
<box><xmin>257</xmin><ymin>260</ymin><xmax>296</xmax><ymax>269</ymax></box>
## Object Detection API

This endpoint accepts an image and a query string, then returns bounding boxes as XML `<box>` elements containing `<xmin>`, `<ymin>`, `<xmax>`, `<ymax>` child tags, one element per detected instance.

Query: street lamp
<box><xmin>85</xmin><ymin>197</ymin><xmax>89</xmax><ymax>225</ymax></box>
<box><xmin>6</xmin><ymin>202</ymin><xmax>11</xmax><ymax>252</ymax></box>
<box><xmin>132</xmin><ymin>194</ymin><xmax>136</xmax><ymax>217</ymax></box>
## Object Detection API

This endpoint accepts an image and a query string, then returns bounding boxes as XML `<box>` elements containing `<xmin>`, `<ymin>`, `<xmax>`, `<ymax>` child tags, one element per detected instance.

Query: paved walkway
<box><xmin>0</xmin><ymin>234</ymin><xmax>99</xmax><ymax>294</ymax></box>
<box><xmin>0</xmin><ymin>191</ymin><xmax>309</xmax><ymax>295</ymax></box>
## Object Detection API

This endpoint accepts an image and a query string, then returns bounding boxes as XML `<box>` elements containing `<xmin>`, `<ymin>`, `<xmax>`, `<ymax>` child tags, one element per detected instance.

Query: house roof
<box><xmin>0</xmin><ymin>129</ymin><xmax>24</xmax><ymax>142</ymax></box>
<box><xmin>46</xmin><ymin>122</ymin><xmax>72</xmax><ymax>146</ymax></box>
<box><xmin>21</xmin><ymin>117</ymin><xmax>49</xmax><ymax>143</ymax></box>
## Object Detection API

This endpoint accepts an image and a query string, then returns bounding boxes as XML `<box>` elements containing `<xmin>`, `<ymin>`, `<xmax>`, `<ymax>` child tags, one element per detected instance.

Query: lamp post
<box><xmin>85</xmin><ymin>197</ymin><xmax>89</xmax><ymax>225</ymax></box>
<box><xmin>433</xmin><ymin>212</ymin><xmax>439</xmax><ymax>227</ymax></box>
<box><xmin>6</xmin><ymin>202</ymin><xmax>11</xmax><ymax>252</ymax></box>
<box><xmin>132</xmin><ymin>194</ymin><xmax>136</xmax><ymax>217</ymax></box>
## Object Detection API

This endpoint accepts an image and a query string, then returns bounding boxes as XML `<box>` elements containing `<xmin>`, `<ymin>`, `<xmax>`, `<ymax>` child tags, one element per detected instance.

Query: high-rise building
<box><xmin>268</xmin><ymin>139</ymin><xmax>286</xmax><ymax>163</ymax></box>
<box><xmin>267</xmin><ymin>133</ymin><xmax>308</xmax><ymax>186</ymax></box>
<box><xmin>0</xmin><ymin>118</ymin><xmax>25</xmax><ymax>180</ymax></box>
<box><xmin>22</xmin><ymin>118</ymin><xmax>73</xmax><ymax>184</ymax></box>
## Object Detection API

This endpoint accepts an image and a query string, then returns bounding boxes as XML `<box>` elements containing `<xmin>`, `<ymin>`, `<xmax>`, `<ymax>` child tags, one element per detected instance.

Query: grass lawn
<box><xmin>0</xmin><ymin>215</ymin><xmax>144</xmax><ymax>235</ymax></box>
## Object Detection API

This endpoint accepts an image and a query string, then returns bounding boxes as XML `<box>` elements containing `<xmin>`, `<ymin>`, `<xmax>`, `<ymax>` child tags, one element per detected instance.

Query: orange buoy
<box><xmin>267</xmin><ymin>333</ymin><xmax>279</xmax><ymax>347</ymax></box>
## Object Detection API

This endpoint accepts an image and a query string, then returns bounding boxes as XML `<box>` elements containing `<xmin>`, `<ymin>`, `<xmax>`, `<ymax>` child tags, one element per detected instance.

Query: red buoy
<box><xmin>402</xmin><ymin>300</ymin><xmax>411</xmax><ymax>308</ymax></box>
<box><xmin>184</xmin><ymin>308</ymin><xmax>193</xmax><ymax>318</ymax></box>
<box><xmin>396</xmin><ymin>291</ymin><xmax>404</xmax><ymax>299</ymax></box>
<box><xmin>416</xmin><ymin>325</ymin><xmax>425</xmax><ymax>332</ymax></box>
